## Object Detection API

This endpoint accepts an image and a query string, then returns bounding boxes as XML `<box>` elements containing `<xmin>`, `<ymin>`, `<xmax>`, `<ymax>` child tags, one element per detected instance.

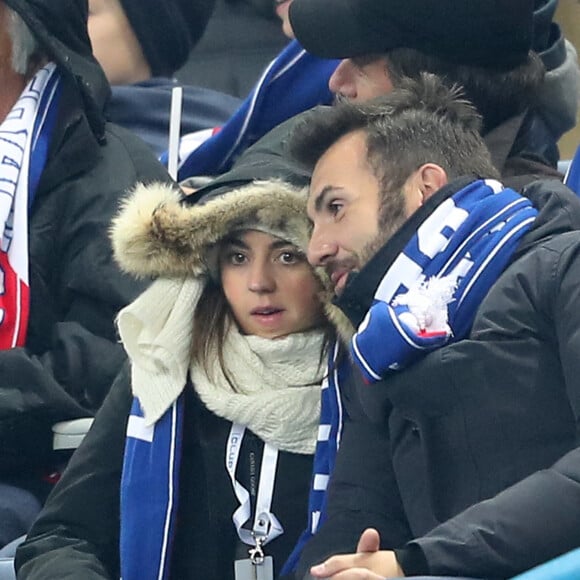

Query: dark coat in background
<box><xmin>107</xmin><ymin>79</ymin><xmax>241</xmax><ymax>157</ymax></box>
<box><xmin>1</xmin><ymin>0</ymin><xmax>170</xmax><ymax>481</ymax></box>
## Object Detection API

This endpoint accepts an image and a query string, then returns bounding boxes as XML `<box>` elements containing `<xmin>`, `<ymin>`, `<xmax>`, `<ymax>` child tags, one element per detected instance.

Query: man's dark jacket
<box><xmin>1</xmin><ymin>0</ymin><xmax>171</xmax><ymax>477</ymax></box>
<box><xmin>296</xmin><ymin>179</ymin><xmax>580</xmax><ymax>579</ymax></box>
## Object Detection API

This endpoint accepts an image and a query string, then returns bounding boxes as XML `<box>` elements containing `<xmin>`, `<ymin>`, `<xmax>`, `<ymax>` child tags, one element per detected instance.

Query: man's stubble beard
<box><xmin>359</xmin><ymin>190</ymin><xmax>408</xmax><ymax>268</ymax></box>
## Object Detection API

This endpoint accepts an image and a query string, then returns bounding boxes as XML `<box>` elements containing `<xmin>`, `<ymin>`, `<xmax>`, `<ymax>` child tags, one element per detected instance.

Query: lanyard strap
<box><xmin>226</xmin><ymin>423</ymin><xmax>284</xmax><ymax>548</ymax></box>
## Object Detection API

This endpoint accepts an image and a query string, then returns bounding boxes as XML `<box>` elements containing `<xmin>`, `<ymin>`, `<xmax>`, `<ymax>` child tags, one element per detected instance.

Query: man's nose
<box><xmin>329</xmin><ymin>59</ymin><xmax>356</xmax><ymax>99</ymax></box>
<box><xmin>307</xmin><ymin>227</ymin><xmax>337</xmax><ymax>267</ymax></box>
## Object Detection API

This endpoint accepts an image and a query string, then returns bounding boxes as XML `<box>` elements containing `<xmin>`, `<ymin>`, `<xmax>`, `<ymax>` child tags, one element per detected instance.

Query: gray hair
<box><xmin>7</xmin><ymin>8</ymin><xmax>38</xmax><ymax>75</ymax></box>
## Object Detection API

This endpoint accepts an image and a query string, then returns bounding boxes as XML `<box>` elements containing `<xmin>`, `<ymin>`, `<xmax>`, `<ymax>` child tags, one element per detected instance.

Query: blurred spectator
<box><xmin>532</xmin><ymin>0</ymin><xmax>580</xmax><ymax>148</ymax></box>
<box><xmin>88</xmin><ymin>0</ymin><xmax>241</xmax><ymax>156</ymax></box>
<box><xmin>288</xmin><ymin>0</ymin><xmax>577</xmax><ymax>181</ymax></box>
<box><xmin>0</xmin><ymin>0</ymin><xmax>170</xmax><ymax>546</ymax></box>
<box><xmin>177</xmin><ymin>0</ymin><xmax>289</xmax><ymax>98</ymax></box>
<box><xmin>174</xmin><ymin>0</ymin><xmax>578</xmax><ymax>185</ymax></box>
<box><xmin>274</xmin><ymin>0</ymin><xmax>294</xmax><ymax>39</ymax></box>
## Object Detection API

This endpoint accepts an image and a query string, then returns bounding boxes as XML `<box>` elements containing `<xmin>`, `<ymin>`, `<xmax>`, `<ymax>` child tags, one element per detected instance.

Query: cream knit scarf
<box><xmin>117</xmin><ymin>277</ymin><xmax>325</xmax><ymax>454</ymax></box>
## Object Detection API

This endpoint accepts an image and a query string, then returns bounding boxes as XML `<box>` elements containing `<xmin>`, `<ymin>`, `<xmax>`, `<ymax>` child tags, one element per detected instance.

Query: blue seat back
<box><xmin>564</xmin><ymin>144</ymin><xmax>580</xmax><ymax>195</ymax></box>
<box><xmin>511</xmin><ymin>548</ymin><xmax>580</xmax><ymax>580</ymax></box>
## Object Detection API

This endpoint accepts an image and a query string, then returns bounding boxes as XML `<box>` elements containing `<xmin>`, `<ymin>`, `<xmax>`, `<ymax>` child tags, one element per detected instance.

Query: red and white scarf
<box><xmin>0</xmin><ymin>63</ymin><xmax>60</xmax><ymax>348</ymax></box>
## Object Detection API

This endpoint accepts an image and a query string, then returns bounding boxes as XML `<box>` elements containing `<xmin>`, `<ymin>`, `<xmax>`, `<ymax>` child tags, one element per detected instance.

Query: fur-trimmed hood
<box><xmin>112</xmin><ymin>179</ymin><xmax>313</xmax><ymax>279</ymax></box>
<box><xmin>111</xmin><ymin>179</ymin><xmax>355</xmax><ymax>341</ymax></box>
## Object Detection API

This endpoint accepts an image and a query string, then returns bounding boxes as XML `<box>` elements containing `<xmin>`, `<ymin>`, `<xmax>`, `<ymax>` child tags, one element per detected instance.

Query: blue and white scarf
<box><xmin>283</xmin><ymin>179</ymin><xmax>538</xmax><ymax>573</ymax></box>
<box><xmin>351</xmin><ymin>179</ymin><xmax>538</xmax><ymax>383</ymax></box>
<box><xmin>281</xmin><ymin>341</ymin><xmax>350</xmax><ymax>574</ymax></box>
<box><xmin>166</xmin><ymin>40</ymin><xmax>338</xmax><ymax>180</ymax></box>
<box><xmin>0</xmin><ymin>63</ymin><xmax>60</xmax><ymax>349</ymax></box>
<box><xmin>120</xmin><ymin>396</ymin><xmax>184</xmax><ymax>580</ymax></box>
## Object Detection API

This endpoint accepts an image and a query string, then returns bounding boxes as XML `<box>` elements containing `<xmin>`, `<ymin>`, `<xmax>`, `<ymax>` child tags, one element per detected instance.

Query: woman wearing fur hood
<box><xmin>16</xmin><ymin>177</ymin><xmax>335</xmax><ymax>580</ymax></box>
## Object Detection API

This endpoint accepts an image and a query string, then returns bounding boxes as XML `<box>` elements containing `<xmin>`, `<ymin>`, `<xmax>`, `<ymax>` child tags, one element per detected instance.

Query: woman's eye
<box><xmin>279</xmin><ymin>251</ymin><xmax>300</xmax><ymax>264</ymax></box>
<box><xmin>228</xmin><ymin>252</ymin><xmax>247</xmax><ymax>265</ymax></box>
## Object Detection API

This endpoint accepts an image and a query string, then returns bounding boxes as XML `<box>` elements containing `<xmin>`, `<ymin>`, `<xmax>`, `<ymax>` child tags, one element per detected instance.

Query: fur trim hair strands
<box><xmin>112</xmin><ymin>180</ymin><xmax>313</xmax><ymax>279</ymax></box>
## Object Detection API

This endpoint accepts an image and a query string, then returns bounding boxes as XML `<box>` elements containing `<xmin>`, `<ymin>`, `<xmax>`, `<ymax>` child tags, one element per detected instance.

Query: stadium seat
<box><xmin>564</xmin><ymin>144</ymin><xmax>580</xmax><ymax>195</ymax></box>
<box><xmin>510</xmin><ymin>548</ymin><xmax>580</xmax><ymax>580</ymax></box>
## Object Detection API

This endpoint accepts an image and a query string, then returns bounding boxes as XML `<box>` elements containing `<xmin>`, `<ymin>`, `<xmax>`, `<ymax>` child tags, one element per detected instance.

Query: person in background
<box><xmin>289</xmin><ymin>74</ymin><xmax>580</xmax><ymax>579</ymax></box>
<box><xmin>178</xmin><ymin>0</ymin><xmax>289</xmax><ymax>98</ymax></box>
<box><xmin>15</xmin><ymin>170</ymin><xmax>336</xmax><ymax>580</ymax></box>
<box><xmin>88</xmin><ymin>0</ymin><xmax>241</xmax><ymax>156</ymax></box>
<box><xmin>288</xmin><ymin>0</ymin><xmax>578</xmax><ymax>185</ymax></box>
<box><xmin>274</xmin><ymin>0</ymin><xmax>294</xmax><ymax>39</ymax></box>
<box><xmin>173</xmin><ymin>0</ymin><xmax>578</xmax><ymax>184</ymax></box>
<box><xmin>0</xmin><ymin>0</ymin><xmax>170</xmax><ymax>547</ymax></box>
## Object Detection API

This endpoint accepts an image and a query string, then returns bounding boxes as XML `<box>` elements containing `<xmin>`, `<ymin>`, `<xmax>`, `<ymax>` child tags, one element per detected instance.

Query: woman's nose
<box><xmin>247</xmin><ymin>262</ymin><xmax>276</xmax><ymax>292</ymax></box>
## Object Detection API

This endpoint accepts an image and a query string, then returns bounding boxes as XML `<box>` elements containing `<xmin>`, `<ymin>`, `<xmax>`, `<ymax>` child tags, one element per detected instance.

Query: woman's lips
<box><xmin>251</xmin><ymin>307</ymin><xmax>283</xmax><ymax>315</ymax></box>
<box><xmin>251</xmin><ymin>307</ymin><xmax>285</xmax><ymax>325</ymax></box>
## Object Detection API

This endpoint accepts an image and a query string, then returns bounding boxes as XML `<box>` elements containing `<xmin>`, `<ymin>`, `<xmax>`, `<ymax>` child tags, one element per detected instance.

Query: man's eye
<box><xmin>327</xmin><ymin>201</ymin><xmax>343</xmax><ymax>216</ymax></box>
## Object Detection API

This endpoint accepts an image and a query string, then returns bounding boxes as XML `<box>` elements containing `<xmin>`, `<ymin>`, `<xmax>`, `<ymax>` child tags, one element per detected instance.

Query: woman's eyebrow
<box><xmin>223</xmin><ymin>238</ymin><xmax>248</xmax><ymax>250</ymax></box>
<box><xmin>270</xmin><ymin>240</ymin><xmax>295</xmax><ymax>250</ymax></box>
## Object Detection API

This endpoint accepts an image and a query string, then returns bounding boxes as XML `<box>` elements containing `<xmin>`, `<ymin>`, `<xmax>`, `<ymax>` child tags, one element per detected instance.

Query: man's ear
<box><xmin>417</xmin><ymin>163</ymin><xmax>448</xmax><ymax>202</ymax></box>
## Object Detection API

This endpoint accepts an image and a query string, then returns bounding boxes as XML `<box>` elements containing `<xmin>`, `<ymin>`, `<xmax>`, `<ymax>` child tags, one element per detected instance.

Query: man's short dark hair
<box><xmin>289</xmin><ymin>73</ymin><xmax>501</xmax><ymax>201</ymax></box>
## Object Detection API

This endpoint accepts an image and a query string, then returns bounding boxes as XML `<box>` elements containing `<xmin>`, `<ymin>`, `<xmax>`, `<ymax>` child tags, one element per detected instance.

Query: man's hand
<box><xmin>309</xmin><ymin>528</ymin><xmax>405</xmax><ymax>579</ymax></box>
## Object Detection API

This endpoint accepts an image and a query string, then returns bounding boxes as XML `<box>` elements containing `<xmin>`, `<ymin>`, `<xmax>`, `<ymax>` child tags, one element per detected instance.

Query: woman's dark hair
<box><xmin>190</xmin><ymin>276</ymin><xmax>237</xmax><ymax>388</ymax></box>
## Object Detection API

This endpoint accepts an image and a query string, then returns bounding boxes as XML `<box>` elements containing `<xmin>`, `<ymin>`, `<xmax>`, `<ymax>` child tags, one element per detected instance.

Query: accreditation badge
<box><xmin>234</xmin><ymin>555</ymin><xmax>274</xmax><ymax>580</ymax></box>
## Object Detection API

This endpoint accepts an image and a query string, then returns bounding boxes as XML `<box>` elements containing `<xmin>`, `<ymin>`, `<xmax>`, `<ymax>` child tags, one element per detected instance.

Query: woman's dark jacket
<box><xmin>15</xmin><ymin>366</ymin><xmax>313</xmax><ymax>579</ymax></box>
<box><xmin>296</xmin><ymin>179</ymin><xmax>580</xmax><ymax>580</ymax></box>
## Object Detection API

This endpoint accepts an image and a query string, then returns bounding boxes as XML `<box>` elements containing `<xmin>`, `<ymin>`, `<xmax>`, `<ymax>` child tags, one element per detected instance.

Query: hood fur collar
<box><xmin>112</xmin><ymin>180</ymin><xmax>313</xmax><ymax>278</ymax></box>
<box><xmin>111</xmin><ymin>179</ymin><xmax>355</xmax><ymax>341</ymax></box>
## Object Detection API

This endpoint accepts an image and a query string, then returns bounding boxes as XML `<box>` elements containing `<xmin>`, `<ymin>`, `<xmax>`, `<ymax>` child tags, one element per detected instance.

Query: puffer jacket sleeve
<box><xmin>396</xmin><ymin>233</ymin><xmax>580</xmax><ymax>578</ymax></box>
<box><xmin>0</xmin><ymin>115</ymin><xmax>171</xmax><ymax>473</ymax></box>
<box><xmin>15</xmin><ymin>364</ymin><xmax>132</xmax><ymax>580</ymax></box>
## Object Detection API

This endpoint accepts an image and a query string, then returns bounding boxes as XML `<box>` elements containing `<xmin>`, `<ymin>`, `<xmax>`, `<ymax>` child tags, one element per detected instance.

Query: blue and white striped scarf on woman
<box><xmin>121</xmin><ymin>396</ymin><xmax>184</xmax><ymax>580</ymax></box>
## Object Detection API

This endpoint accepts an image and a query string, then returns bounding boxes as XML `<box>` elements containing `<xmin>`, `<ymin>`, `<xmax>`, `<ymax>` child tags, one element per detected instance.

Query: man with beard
<box><xmin>286</xmin><ymin>75</ymin><xmax>580</xmax><ymax>579</ymax></box>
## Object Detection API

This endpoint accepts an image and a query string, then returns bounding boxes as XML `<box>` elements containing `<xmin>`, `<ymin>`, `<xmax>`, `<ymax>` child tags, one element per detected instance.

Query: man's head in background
<box><xmin>288</xmin><ymin>74</ymin><xmax>500</xmax><ymax>295</ymax></box>
<box><xmin>0</xmin><ymin>1</ymin><xmax>38</xmax><ymax>120</ymax></box>
<box><xmin>289</xmin><ymin>0</ymin><xmax>543</xmax><ymax>133</ymax></box>
<box><xmin>1</xmin><ymin>0</ymin><xmax>107</xmax><ymax>127</ymax></box>
<box><xmin>88</xmin><ymin>0</ymin><xmax>215</xmax><ymax>85</ymax></box>
<box><xmin>274</xmin><ymin>0</ymin><xmax>294</xmax><ymax>39</ymax></box>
